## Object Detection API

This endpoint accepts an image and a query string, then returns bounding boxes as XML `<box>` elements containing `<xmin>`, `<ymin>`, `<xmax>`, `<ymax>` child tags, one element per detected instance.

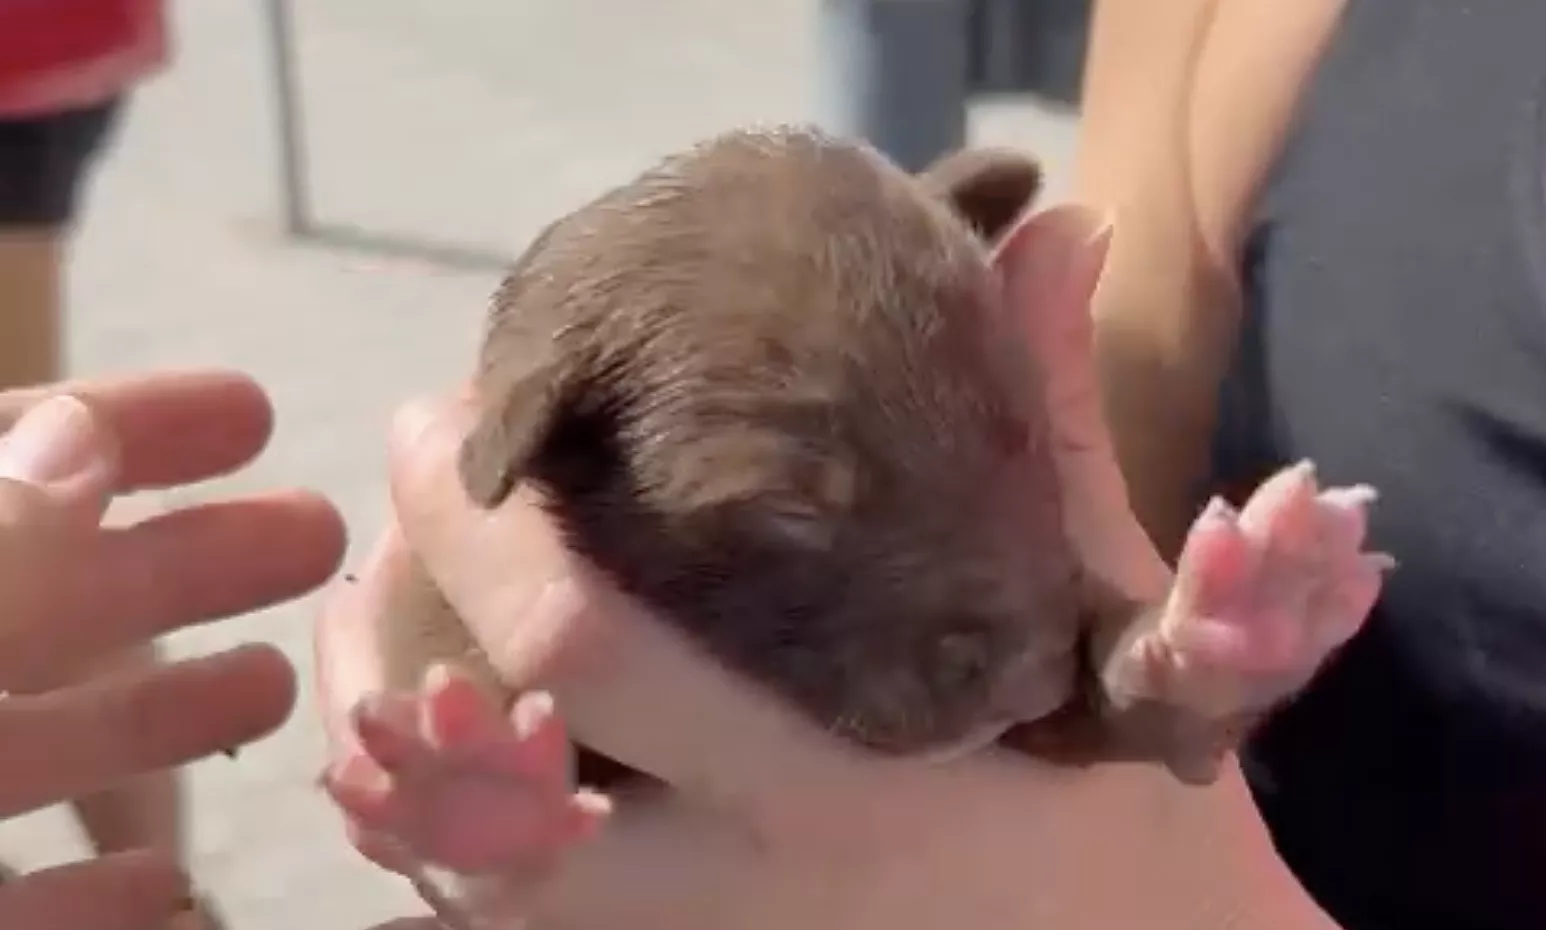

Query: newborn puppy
<box><xmin>436</xmin><ymin>132</ymin><xmax>1076</xmax><ymax>760</ymax></box>
<box><xmin>345</xmin><ymin>125</ymin><xmax>1387</xmax><ymax>925</ymax></box>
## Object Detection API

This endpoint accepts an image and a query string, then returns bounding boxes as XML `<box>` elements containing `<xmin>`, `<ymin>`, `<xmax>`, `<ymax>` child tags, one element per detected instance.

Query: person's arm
<box><xmin>1073</xmin><ymin>3</ymin><xmax>1348</xmax><ymax>929</ymax></box>
<box><xmin>1076</xmin><ymin>0</ymin><xmax>1344</xmax><ymax>558</ymax></box>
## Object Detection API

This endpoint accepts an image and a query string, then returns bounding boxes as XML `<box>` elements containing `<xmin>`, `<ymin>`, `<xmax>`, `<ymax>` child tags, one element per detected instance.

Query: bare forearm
<box><xmin>1073</xmin><ymin>0</ymin><xmax>1230</xmax><ymax>558</ymax></box>
<box><xmin>1070</xmin><ymin>4</ymin><xmax>1348</xmax><ymax>928</ymax></box>
<box><xmin>1075</xmin><ymin>0</ymin><xmax>1343</xmax><ymax>559</ymax></box>
<box><xmin>1093</xmin><ymin>253</ymin><xmax>1242</xmax><ymax>560</ymax></box>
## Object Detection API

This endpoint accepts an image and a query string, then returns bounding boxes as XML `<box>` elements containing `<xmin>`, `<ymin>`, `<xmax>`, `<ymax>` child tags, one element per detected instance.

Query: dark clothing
<box><xmin>0</xmin><ymin>97</ymin><xmax>122</xmax><ymax>227</ymax></box>
<box><xmin>1215</xmin><ymin>2</ymin><xmax>1546</xmax><ymax>928</ymax></box>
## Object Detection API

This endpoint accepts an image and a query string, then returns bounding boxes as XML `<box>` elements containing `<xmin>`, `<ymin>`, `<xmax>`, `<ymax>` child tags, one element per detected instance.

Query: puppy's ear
<box><xmin>918</xmin><ymin>148</ymin><xmax>1043</xmax><ymax>245</ymax></box>
<box><xmin>458</xmin><ymin>360</ymin><xmax>571</xmax><ymax>508</ymax></box>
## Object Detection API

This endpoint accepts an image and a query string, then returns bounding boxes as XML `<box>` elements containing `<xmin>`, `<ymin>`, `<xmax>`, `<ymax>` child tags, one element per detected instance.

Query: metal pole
<box><xmin>263</xmin><ymin>0</ymin><xmax>313</xmax><ymax>236</ymax></box>
<box><xmin>815</xmin><ymin>0</ymin><xmax>972</xmax><ymax>174</ymax></box>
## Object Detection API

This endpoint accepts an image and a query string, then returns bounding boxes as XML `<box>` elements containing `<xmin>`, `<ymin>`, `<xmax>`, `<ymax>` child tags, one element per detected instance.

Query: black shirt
<box><xmin>1216</xmin><ymin>2</ymin><xmax>1546</xmax><ymax>928</ymax></box>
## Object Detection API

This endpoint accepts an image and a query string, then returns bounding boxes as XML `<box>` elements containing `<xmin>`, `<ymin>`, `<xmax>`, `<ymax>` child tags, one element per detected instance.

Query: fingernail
<box><xmin>0</xmin><ymin>394</ymin><xmax>103</xmax><ymax>487</ymax></box>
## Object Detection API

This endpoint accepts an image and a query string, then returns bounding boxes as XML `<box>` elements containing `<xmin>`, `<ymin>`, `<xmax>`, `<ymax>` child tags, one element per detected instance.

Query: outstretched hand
<box><xmin>0</xmin><ymin>370</ymin><xmax>345</xmax><ymax>930</ymax></box>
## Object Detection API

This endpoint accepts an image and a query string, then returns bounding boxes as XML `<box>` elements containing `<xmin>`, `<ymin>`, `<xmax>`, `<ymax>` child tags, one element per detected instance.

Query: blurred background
<box><xmin>0</xmin><ymin>1</ymin><xmax>1085</xmax><ymax>925</ymax></box>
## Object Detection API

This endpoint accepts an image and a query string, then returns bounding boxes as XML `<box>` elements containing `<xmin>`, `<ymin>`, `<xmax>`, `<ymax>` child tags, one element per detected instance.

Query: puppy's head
<box><xmin>458</xmin><ymin>128</ymin><xmax>1080</xmax><ymax>757</ymax></box>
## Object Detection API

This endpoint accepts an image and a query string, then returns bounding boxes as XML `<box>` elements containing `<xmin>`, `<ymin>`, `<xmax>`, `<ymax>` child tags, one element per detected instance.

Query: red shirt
<box><xmin>0</xmin><ymin>0</ymin><xmax>169</xmax><ymax>117</ymax></box>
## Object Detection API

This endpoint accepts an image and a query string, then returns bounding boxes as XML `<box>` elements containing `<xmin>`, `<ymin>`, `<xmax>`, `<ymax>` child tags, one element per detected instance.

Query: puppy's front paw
<box><xmin>324</xmin><ymin>665</ymin><xmax>609</xmax><ymax>924</ymax></box>
<box><xmin>1113</xmin><ymin>461</ymin><xmax>1391</xmax><ymax>781</ymax></box>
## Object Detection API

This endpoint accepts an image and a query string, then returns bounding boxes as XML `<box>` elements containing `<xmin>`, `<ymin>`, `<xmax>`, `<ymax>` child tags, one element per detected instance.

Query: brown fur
<box><xmin>385</xmin><ymin>126</ymin><xmax>1160</xmax><ymax>790</ymax></box>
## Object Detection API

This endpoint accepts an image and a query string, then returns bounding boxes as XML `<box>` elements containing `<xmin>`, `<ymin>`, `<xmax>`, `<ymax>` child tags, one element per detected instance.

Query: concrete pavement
<box><xmin>0</xmin><ymin>2</ymin><xmax>1077</xmax><ymax>925</ymax></box>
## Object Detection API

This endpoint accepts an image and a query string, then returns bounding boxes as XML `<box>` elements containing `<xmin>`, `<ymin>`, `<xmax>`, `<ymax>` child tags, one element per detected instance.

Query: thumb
<box><xmin>386</xmin><ymin>392</ymin><xmax>588</xmax><ymax>681</ymax></box>
<box><xmin>992</xmin><ymin>203</ymin><xmax>1114</xmax><ymax>455</ymax></box>
<box><xmin>994</xmin><ymin>205</ymin><xmax>1171</xmax><ymax>597</ymax></box>
<box><xmin>386</xmin><ymin>391</ymin><xmax>481</xmax><ymax>544</ymax></box>
<box><xmin>313</xmin><ymin>525</ymin><xmax>408</xmax><ymax>759</ymax></box>
<box><xmin>0</xmin><ymin>394</ymin><xmax>119</xmax><ymax>529</ymax></box>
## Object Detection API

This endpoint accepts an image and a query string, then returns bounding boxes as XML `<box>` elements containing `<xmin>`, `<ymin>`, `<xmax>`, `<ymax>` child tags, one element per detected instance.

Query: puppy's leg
<box><xmin>326</xmin><ymin>666</ymin><xmax>610</xmax><ymax>929</ymax></box>
<box><xmin>1097</xmin><ymin>461</ymin><xmax>1390</xmax><ymax>783</ymax></box>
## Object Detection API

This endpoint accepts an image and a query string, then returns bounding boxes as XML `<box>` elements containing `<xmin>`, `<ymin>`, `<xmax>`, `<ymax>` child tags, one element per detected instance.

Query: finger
<box><xmin>387</xmin><ymin>395</ymin><xmax>514</xmax><ymax>575</ymax></box>
<box><xmin>0</xmin><ymin>849</ymin><xmax>193</xmax><ymax>930</ymax></box>
<box><xmin>388</xmin><ymin>397</ymin><xmax>594</xmax><ymax>680</ymax></box>
<box><xmin>0</xmin><ymin>491</ymin><xmax>346</xmax><ymax>685</ymax></box>
<box><xmin>0</xmin><ymin>644</ymin><xmax>296</xmax><ymax>819</ymax></box>
<box><xmin>993</xmin><ymin>203</ymin><xmax>1113</xmax><ymax>443</ymax></box>
<box><xmin>0</xmin><ymin>394</ymin><xmax>119</xmax><ymax>526</ymax></box>
<box><xmin>0</xmin><ymin>369</ymin><xmax>274</xmax><ymax>492</ymax></box>
<box><xmin>993</xmin><ymin>205</ymin><xmax>1169</xmax><ymax>595</ymax></box>
<box><xmin>315</xmin><ymin>524</ymin><xmax>412</xmax><ymax>758</ymax></box>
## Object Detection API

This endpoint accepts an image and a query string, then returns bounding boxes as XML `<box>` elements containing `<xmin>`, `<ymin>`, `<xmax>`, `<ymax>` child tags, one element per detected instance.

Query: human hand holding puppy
<box><xmin>318</xmin><ymin>146</ymin><xmax>1366</xmax><ymax>928</ymax></box>
<box><xmin>348</xmin><ymin>129</ymin><xmax>1384</xmax><ymax>793</ymax></box>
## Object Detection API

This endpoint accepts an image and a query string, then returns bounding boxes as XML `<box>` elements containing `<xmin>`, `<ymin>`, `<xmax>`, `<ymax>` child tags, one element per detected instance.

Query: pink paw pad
<box><xmin>1151</xmin><ymin>459</ymin><xmax>1394</xmax><ymax>716</ymax></box>
<box><xmin>324</xmin><ymin>664</ymin><xmax>610</xmax><ymax>878</ymax></box>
